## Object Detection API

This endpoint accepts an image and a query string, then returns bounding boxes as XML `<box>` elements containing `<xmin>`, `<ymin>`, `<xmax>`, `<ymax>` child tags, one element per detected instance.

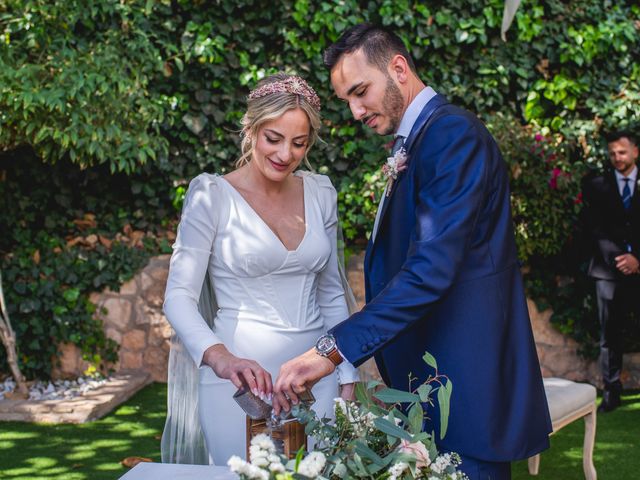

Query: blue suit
<box><xmin>331</xmin><ymin>95</ymin><xmax>552</xmax><ymax>462</ymax></box>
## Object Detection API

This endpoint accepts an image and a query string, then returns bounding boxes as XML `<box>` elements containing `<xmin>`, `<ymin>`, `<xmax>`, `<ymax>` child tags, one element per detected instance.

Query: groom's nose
<box><xmin>349</xmin><ymin>101</ymin><xmax>366</xmax><ymax>120</ymax></box>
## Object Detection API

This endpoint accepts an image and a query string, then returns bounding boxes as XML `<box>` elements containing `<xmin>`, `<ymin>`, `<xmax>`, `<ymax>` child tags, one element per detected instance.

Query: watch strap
<box><xmin>326</xmin><ymin>347</ymin><xmax>343</xmax><ymax>366</ymax></box>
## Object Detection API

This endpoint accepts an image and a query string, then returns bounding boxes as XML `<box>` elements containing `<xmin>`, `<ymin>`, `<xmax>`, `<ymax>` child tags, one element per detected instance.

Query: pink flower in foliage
<box><xmin>574</xmin><ymin>192</ymin><xmax>583</xmax><ymax>205</ymax></box>
<box><xmin>549</xmin><ymin>168</ymin><xmax>562</xmax><ymax>190</ymax></box>
<box><xmin>535</xmin><ymin>133</ymin><xmax>544</xmax><ymax>142</ymax></box>
<box><xmin>399</xmin><ymin>439</ymin><xmax>431</xmax><ymax>467</ymax></box>
<box><xmin>549</xmin><ymin>168</ymin><xmax>571</xmax><ymax>190</ymax></box>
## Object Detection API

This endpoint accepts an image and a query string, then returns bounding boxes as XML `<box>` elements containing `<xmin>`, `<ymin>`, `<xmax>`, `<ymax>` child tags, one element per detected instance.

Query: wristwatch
<box><xmin>315</xmin><ymin>334</ymin><xmax>343</xmax><ymax>366</ymax></box>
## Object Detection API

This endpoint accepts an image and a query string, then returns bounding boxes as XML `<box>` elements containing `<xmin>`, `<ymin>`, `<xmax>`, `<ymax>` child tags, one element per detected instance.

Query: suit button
<box><xmin>367</xmin><ymin>342</ymin><xmax>375</xmax><ymax>349</ymax></box>
<box><xmin>374</xmin><ymin>337</ymin><xmax>382</xmax><ymax>344</ymax></box>
<box><xmin>361</xmin><ymin>345</ymin><xmax>368</xmax><ymax>353</ymax></box>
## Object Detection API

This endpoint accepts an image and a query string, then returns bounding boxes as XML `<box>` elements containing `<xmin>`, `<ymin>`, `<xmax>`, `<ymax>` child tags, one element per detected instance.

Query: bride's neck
<box><xmin>238</xmin><ymin>163</ymin><xmax>296</xmax><ymax>196</ymax></box>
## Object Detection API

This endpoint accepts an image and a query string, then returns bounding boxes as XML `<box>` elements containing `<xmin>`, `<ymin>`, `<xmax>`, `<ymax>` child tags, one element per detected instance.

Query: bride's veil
<box><xmin>160</xmin><ymin>272</ymin><xmax>216</xmax><ymax>465</ymax></box>
<box><xmin>160</xmin><ymin>212</ymin><xmax>357</xmax><ymax>464</ymax></box>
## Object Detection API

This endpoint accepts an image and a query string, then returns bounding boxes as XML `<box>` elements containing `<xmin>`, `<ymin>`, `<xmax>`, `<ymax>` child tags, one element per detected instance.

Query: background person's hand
<box><xmin>339</xmin><ymin>382</ymin><xmax>357</xmax><ymax>401</ymax></box>
<box><xmin>615</xmin><ymin>253</ymin><xmax>639</xmax><ymax>275</ymax></box>
<box><xmin>202</xmin><ymin>344</ymin><xmax>273</xmax><ymax>399</ymax></box>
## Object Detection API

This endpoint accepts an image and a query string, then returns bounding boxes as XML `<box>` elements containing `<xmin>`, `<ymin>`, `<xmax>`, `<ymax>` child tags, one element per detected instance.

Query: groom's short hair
<box><xmin>324</xmin><ymin>23</ymin><xmax>417</xmax><ymax>74</ymax></box>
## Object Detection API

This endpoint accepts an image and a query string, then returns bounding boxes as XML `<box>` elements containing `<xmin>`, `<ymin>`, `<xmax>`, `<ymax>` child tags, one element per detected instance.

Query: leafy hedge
<box><xmin>1</xmin><ymin>0</ymin><xmax>640</xmax><ymax>377</ymax></box>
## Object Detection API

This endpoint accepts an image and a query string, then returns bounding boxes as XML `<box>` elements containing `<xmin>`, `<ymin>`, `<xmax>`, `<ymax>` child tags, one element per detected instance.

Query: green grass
<box><xmin>0</xmin><ymin>383</ymin><xmax>167</xmax><ymax>480</ymax></box>
<box><xmin>0</xmin><ymin>385</ymin><xmax>638</xmax><ymax>479</ymax></box>
<box><xmin>512</xmin><ymin>390</ymin><xmax>640</xmax><ymax>479</ymax></box>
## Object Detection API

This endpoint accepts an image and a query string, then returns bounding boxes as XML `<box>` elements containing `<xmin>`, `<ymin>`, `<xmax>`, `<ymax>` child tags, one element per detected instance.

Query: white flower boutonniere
<box><xmin>382</xmin><ymin>148</ymin><xmax>408</xmax><ymax>197</ymax></box>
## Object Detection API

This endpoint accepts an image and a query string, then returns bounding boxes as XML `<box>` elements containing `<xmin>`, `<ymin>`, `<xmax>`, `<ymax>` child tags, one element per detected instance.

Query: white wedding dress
<box><xmin>163</xmin><ymin>171</ymin><xmax>358</xmax><ymax>466</ymax></box>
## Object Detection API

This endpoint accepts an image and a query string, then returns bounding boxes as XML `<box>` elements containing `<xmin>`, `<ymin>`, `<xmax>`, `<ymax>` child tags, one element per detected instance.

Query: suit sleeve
<box><xmin>330</xmin><ymin>115</ymin><xmax>490</xmax><ymax>367</ymax></box>
<box><xmin>580</xmin><ymin>177</ymin><xmax>607</xmax><ymax>241</ymax></box>
<box><xmin>163</xmin><ymin>174</ymin><xmax>223</xmax><ymax>366</ymax></box>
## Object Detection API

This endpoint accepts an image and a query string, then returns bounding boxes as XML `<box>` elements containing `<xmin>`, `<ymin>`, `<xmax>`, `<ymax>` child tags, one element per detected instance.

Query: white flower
<box><xmin>298</xmin><ymin>451</ymin><xmax>326</xmax><ymax>478</ymax></box>
<box><xmin>227</xmin><ymin>455</ymin><xmax>247</xmax><ymax>472</ymax></box>
<box><xmin>431</xmin><ymin>453</ymin><xmax>452</xmax><ymax>474</ymax></box>
<box><xmin>269</xmin><ymin>461</ymin><xmax>286</xmax><ymax>473</ymax></box>
<box><xmin>251</xmin><ymin>433</ymin><xmax>276</xmax><ymax>452</ymax></box>
<box><xmin>249</xmin><ymin>445</ymin><xmax>269</xmax><ymax>460</ymax></box>
<box><xmin>382</xmin><ymin>148</ymin><xmax>408</xmax><ymax>180</ymax></box>
<box><xmin>250</xmin><ymin>455</ymin><xmax>269</xmax><ymax>468</ymax></box>
<box><xmin>228</xmin><ymin>453</ymin><xmax>270</xmax><ymax>480</ymax></box>
<box><xmin>245</xmin><ymin>464</ymin><xmax>269</xmax><ymax>480</ymax></box>
<box><xmin>333</xmin><ymin>397</ymin><xmax>347</xmax><ymax>415</ymax></box>
<box><xmin>388</xmin><ymin>461</ymin><xmax>409</xmax><ymax>480</ymax></box>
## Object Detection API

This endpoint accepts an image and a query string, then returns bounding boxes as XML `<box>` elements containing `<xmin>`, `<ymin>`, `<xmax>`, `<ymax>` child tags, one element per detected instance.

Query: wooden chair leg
<box><xmin>528</xmin><ymin>454</ymin><xmax>540</xmax><ymax>475</ymax></box>
<box><xmin>583</xmin><ymin>406</ymin><xmax>597</xmax><ymax>480</ymax></box>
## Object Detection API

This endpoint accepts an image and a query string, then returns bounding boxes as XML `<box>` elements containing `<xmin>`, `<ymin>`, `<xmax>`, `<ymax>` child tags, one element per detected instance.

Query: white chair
<box><xmin>528</xmin><ymin>377</ymin><xmax>597</xmax><ymax>480</ymax></box>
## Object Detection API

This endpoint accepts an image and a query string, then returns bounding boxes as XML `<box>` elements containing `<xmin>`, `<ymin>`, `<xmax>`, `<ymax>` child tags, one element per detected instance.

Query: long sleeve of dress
<box><xmin>314</xmin><ymin>175</ymin><xmax>360</xmax><ymax>384</ymax></box>
<box><xmin>163</xmin><ymin>174</ymin><xmax>223</xmax><ymax>367</ymax></box>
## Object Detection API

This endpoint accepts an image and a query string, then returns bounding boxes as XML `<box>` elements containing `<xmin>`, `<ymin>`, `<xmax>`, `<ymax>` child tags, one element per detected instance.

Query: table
<box><xmin>119</xmin><ymin>462</ymin><xmax>238</xmax><ymax>480</ymax></box>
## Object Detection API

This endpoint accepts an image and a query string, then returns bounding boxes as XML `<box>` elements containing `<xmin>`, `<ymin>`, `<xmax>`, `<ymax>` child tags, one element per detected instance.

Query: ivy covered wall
<box><xmin>1</xmin><ymin>0</ymin><xmax>639</xmax><ymax>377</ymax></box>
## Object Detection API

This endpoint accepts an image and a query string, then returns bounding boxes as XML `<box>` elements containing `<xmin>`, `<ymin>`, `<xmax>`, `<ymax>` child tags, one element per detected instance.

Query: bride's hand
<box><xmin>202</xmin><ymin>344</ymin><xmax>272</xmax><ymax>399</ymax></box>
<box><xmin>339</xmin><ymin>383</ymin><xmax>357</xmax><ymax>401</ymax></box>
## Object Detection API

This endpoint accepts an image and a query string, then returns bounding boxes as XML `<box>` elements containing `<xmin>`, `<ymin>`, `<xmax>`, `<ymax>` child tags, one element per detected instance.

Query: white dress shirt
<box><xmin>615</xmin><ymin>166</ymin><xmax>637</xmax><ymax>197</ymax></box>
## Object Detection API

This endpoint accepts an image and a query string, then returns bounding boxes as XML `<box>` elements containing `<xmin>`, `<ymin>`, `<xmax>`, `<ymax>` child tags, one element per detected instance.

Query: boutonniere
<box><xmin>381</xmin><ymin>148</ymin><xmax>408</xmax><ymax>197</ymax></box>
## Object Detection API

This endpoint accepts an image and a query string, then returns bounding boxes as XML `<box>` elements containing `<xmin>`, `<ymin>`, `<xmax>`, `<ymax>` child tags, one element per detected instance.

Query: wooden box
<box><xmin>246</xmin><ymin>416</ymin><xmax>307</xmax><ymax>459</ymax></box>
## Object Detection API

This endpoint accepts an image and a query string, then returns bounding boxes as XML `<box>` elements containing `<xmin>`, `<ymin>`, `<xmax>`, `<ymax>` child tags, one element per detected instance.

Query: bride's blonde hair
<box><xmin>236</xmin><ymin>73</ymin><xmax>321</xmax><ymax>169</ymax></box>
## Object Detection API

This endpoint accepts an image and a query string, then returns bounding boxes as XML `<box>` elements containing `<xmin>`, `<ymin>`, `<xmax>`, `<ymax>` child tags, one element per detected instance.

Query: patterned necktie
<box><xmin>391</xmin><ymin>135</ymin><xmax>405</xmax><ymax>155</ymax></box>
<box><xmin>622</xmin><ymin>178</ymin><xmax>632</xmax><ymax>210</ymax></box>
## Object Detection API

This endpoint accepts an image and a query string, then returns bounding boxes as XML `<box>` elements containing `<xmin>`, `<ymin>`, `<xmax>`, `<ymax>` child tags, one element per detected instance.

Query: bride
<box><xmin>161</xmin><ymin>73</ymin><xmax>359</xmax><ymax>465</ymax></box>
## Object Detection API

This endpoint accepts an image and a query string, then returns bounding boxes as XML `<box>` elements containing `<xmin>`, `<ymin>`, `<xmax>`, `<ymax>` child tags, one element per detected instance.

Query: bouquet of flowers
<box><xmin>228</xmin><ymin>352</ymin><xmax>467</xmax><ymax>479</ymax></box>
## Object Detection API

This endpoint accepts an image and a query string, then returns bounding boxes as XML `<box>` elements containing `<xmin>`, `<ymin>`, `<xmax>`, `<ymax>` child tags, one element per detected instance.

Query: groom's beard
<box><xmin>380</xmin><ymin>75</ymin><xmax>404</xmax><ymax>136</ymax></box>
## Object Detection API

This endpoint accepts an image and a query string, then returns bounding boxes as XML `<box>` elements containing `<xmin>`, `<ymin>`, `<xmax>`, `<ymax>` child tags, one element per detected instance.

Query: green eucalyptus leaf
<box><xmin>417</xmin><ymin>384</ymin><xmax>432</xmax><ymax>403</ymax></box>
<box><xmin>373</xmin><ymin>417</ymin><xmax>413</xmax><ymax>441</ymax></box>
<box><xmin>373</xmin><ymin>388</ymin><xmax>421</xmax><ymax>404</ymax></box>
<box><xmin>422</xmin><ymin>351</ymin><xmax>437</xmax><ymax>370</ymax></box>
<box><xmin>437</xmin><ymin>380</ymin><xmax>453</xmax><ymax>440</ymax></box>
<box><xmin>408</xmin><ymin>402</ymin><xmax>424</xmax><ymax>435</ymax></box>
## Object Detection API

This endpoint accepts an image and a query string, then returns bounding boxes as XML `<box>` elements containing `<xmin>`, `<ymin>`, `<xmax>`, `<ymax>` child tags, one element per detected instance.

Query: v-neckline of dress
<box><xmin>220</xmin><ymin>173</ymin><xmax>309</xmax><ymax>253</ymax></box>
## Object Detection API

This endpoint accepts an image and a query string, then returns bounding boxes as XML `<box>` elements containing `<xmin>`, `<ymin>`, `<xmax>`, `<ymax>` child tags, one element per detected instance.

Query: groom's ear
<box><xmin>388</xmin><ymin>54</ymin><xmax>411</xmax><ymax>84</ymax></box>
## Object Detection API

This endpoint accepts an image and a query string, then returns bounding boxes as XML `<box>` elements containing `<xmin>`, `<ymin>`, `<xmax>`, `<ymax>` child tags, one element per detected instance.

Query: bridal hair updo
<box><xmin>236</xmin><ymin>73</ymin><xmax>322</xmax><ymax>168</ymax></box>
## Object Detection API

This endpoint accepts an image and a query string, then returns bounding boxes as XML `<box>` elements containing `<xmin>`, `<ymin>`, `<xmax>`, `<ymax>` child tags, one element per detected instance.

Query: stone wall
<box><xmin>53</xmin><ymin>255</ymin><xmax>173</xmax><ymax>382</ymax></box>
<box><xmin>54</xmin><ymin>253</ymin><xmax>640</xmax><ymax>389</ymax></box>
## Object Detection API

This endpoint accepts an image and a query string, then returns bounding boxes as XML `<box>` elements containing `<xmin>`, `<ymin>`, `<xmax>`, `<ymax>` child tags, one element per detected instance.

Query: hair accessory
<box><xmin>248</xmin><ymin>76</ymin><xmax>321</xmax><ymax>112</ymax></box>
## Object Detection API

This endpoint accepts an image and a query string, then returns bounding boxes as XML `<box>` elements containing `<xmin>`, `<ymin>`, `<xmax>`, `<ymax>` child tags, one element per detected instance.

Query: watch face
<box><xmin>316</xmin><ymin>334</ymin><xmax>336</xmax><ymax>354</ymax></box>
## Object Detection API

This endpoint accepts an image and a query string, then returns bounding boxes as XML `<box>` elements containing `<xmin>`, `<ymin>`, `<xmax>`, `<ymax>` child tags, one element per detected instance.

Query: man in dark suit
<box><xmin>581</xmin><ymin>130</ymin><xmax>640</xmax><ymax>412</ymax></box>
<box><xmin>274</xmin><ymin>24</ymin><xmax>551</xmax><ymax>479</ymax></box>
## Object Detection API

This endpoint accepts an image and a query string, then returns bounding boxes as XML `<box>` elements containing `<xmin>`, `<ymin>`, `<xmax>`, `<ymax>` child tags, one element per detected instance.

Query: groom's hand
<box><xmin>272</xmin><ymin>348</ymin><xmax>335</xmax><ymax>415</ymax></box>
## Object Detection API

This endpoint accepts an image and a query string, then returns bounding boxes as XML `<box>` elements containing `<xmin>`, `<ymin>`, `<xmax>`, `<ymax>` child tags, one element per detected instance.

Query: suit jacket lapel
<box><xmin>606</xmin><ymin>170</ymin><xmax>626</xmax><ymax>212</ymax></box>
<box><xmin>630</xmin><ymin>176</ymin><xmax>640</xmax><ymax>211</ymax></box>
<box><xmin>370</xmin><ymin>95</ymin><xmax>449</xmax><ymax>253</ymax></box>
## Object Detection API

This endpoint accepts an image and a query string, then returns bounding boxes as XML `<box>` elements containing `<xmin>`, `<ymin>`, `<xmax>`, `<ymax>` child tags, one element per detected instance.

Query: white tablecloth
<box><xmin>119</xmin><ymin>462</ymin><xmax>238</xmax><ymax>480</ymax></box>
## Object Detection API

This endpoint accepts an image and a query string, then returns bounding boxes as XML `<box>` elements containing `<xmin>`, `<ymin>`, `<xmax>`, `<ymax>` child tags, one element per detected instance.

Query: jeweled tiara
<box><xmin>247</xmin><ymin>76</ymin><xmax>321</xmax><ymax>112</ymax></box>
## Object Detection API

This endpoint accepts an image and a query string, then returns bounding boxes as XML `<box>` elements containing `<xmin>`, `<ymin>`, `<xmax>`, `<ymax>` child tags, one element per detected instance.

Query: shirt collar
<box><xmin>615</xmin><ymin>166</ymin><xmax>638</xmax><ymax>184</ymax></box>
<box><xmin>395</xmin><ymin>86</ymin><xmax>437</xmax><ymax>139</ymax></box>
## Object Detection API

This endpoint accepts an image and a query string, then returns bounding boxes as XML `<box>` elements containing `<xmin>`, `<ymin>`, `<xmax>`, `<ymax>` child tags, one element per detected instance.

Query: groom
<box><xmin>274</xmin><ymin>24</ymin><xmax>551</xmax><ymax>478</ymax></box>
